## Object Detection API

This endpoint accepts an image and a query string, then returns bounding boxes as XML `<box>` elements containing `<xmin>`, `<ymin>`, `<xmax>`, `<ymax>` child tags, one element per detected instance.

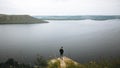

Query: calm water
<box><xmin>0</xmin><ymin>20</ymin><xmax>120</xmax><ymax>63</ymax></box>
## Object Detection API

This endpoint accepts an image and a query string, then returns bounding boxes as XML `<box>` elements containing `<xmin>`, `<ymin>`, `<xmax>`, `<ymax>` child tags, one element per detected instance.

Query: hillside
<box><xmin>0</xmin><ymin>56</ymin><xmax>120</xmax><ymax>68</ymax></box>
<box><xmin>47</xmin><ymin>56</ymin><xmax>120</xmax><ymax>68</ymax></box>
<box><xmin>48</xmin><ymin>56</ymin><xmax>83</xmax><ymax>68</ymax></box>
<box><xmin>0</xmin><ymin>14</ymin><xmax>48</xmax><ymax>24</ymax></box>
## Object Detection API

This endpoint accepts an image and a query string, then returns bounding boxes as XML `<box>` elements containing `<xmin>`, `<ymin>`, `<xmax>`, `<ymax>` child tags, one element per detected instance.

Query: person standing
<box><xmin>59</xmin><ymin>46</ymin><xmax>64</xmax><ymax>57</ymax></box>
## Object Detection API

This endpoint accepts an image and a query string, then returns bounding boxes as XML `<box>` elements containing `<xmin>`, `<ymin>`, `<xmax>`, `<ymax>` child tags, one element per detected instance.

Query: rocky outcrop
<box><xmin>48</xmin><ymin>56</ymin><xmax>83</xmax><ymax>68</ymax></box>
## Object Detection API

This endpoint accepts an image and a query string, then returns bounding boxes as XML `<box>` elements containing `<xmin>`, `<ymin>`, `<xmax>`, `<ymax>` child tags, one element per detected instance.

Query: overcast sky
<box><xmin>0</xmin><ymin>0</ymin><xmax>120</xmax><ymax>15</ymax></box>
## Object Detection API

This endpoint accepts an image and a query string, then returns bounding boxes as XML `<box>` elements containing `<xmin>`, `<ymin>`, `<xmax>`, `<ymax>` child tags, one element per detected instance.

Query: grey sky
<box><xmin>0</xmin><ymin>0</ymin><xmax>120</xmax><ymax>15</ymax></box>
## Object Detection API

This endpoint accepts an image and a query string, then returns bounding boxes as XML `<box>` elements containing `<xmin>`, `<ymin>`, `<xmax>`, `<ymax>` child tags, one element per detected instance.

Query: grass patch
<box><xmin>65</xmin><ymin>59</ymin><xmax>84</xmax><ymax>68</ymax></box>
<box><xmin>48</xmin><ymin>60</ymin><xmax>60</xmax><ymax>68</ymax></box>
<box><xmin>83</xmin><ymin>58</ymin><xmax>120</xmax><ymax>68</ymax></box>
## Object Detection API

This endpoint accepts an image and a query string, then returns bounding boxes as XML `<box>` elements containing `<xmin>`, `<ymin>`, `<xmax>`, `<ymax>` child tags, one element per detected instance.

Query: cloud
<box><xmin>0</xmin><ymin>0</ymin><xmax>120</xmax><ymax>15</ymax></box>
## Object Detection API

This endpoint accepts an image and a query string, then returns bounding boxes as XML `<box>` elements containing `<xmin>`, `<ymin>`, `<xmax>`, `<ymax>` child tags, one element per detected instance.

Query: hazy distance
<box><xmin>0</xmin><ymin>0</ymin><xmax>120</xmax><ymax>15</ymax></box>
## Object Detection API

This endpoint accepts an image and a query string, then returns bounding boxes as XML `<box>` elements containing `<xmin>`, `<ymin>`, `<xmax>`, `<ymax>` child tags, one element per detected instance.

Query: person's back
<box><xmin>59</xmin><ymin>47</ymin><xmax>64</xmax><ymax>57</ymax></box>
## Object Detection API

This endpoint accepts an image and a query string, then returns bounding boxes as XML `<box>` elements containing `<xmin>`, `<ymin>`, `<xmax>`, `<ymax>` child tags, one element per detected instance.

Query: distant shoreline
<box><xmin>34</xmin><ymin>15</ymin><xmax>120</xmax><ymax>21</ymax></box>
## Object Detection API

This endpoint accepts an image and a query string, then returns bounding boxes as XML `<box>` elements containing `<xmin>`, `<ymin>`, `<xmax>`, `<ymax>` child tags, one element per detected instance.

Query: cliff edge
<box><xmin>48</xmin><ymin>56</ymin><xmax>83</xmax><ymax>68</ymax></box>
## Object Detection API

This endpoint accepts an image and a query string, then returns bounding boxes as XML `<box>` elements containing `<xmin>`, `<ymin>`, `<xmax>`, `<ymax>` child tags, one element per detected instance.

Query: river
<box><xmin>0</xmin><ymin>20</ymin><xmax>120</xmax><ymax>63</ymax></box>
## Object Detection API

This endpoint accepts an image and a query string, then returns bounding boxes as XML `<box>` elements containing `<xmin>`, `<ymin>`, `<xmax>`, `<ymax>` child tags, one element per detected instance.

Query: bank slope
<box><xmin>0</xmin><ymin>14</ymin><xmax>48</xmax><ymax>24</ymax></box>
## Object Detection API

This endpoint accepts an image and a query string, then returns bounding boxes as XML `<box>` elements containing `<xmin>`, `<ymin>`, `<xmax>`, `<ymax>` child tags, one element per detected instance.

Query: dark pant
<box><xmin>60</xmin><ymin>52</ymin><xmax>63</xmax><ymax>56</ymax></box>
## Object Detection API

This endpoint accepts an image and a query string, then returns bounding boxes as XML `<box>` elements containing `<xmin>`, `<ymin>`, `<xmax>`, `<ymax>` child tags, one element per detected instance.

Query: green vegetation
<box><xmin>47</xmin><ymin>57</ymin><xmax>120</xmax><ymax>68</ymax></box>
<box><xmin>48</xmin><ymin>60</ymin><xmax>60</xmax><ymax>68</ymax></box>
<box><xmin>0</xmin><ymin>57</ymin><xmax>120</xmax><ymax>68</ymax></box>
<box><xmin>35</xmin><ymin>56</ymin><xmax>48</xmax><ymax>68</ymax></box>
<box><xmin>0</xmin><ymin>58</ymin><xmax>31</xmax><ymax>68</ymax></box>
<box><xmin>65</xmin><ymin>59</ymin><xmax>83</xmax><ymax>68</ymax></box>
<box><xmin>0</xmin><ymin>14</ymin><xmax>48</xmax><ymax>24</ymax></box>
<box><xmin>83</xmin><ymin>58</ymin><xmax>120</xmax><ymax>68</ymax></box>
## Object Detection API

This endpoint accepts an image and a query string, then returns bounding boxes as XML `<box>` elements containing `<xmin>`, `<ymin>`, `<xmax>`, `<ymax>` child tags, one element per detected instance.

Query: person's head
<box><xmin>61</xmin><ymin>46</ymin><xmax>63</xmax><ymax>49</ymax></box>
